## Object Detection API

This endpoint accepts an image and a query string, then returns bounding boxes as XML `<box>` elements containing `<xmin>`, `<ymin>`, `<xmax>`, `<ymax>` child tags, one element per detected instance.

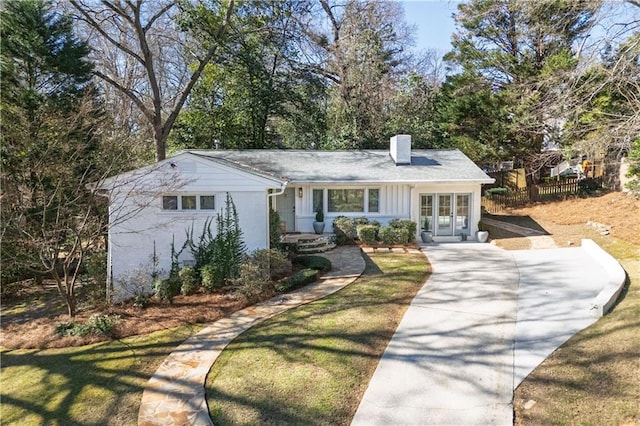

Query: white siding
<box><xmin>105</xmin><ymin>154</ymin><xmax>280</xmax><ymax>302</ymax></box>
<box><xmin>291</xmin><ymin>182</ymin><xmax>483</xmax><ymax>239</ymax></box>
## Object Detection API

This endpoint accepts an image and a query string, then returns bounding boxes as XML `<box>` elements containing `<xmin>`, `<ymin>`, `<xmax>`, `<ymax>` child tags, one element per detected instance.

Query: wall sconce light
<box><xmin>298</xmin><ymin>187</ymin><xmax>303</xmax><ymax>198</ymax></box>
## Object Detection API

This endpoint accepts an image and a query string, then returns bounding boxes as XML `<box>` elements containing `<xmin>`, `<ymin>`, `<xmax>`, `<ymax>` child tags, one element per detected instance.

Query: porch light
<box><xmin>298</xmin><ymin>187</ymin><xmax>303</xmax><ymax>198</ymax></box>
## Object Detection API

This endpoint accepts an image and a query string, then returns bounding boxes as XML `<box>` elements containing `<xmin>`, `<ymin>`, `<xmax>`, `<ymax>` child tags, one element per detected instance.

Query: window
<box><xmin>368</xmin><ymin>189</ymin><xmax>380</xmax><ymax>213</ymax></box>
<box><xmin>162</xmin><ymin>194</ymin><xmax>216</xmax><ymax>211</ymax></box>
<box><xmin>200</xmin><ymin>195</ymin><xmax>215</xmax><ymax>210</ymax></box>
<box><xmin>328</xmin><ymin>189</ymin><xmax>365</xmax><ymax>212</ymax></box>
<box><xmin>325</xmin><ymin>188</ymin><xmax>378</xmax><ymax>213</ymax></box>
<box><xmin>163</xmin><ymin>196</ymin><xmax>177</xmax><ymax>210</ymax></box>
<box><xmin>182</xmin><ymin>195</ymin><xmax>196</xmax><ymax>210</ymax></box>
<box><xmin>313</xmin><ymin>189</ymin><xmax>323</xmax><ymax>212</ymax></box>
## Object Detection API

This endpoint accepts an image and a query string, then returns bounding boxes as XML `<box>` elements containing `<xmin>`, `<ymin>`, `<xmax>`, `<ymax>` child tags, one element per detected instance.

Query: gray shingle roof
<box><xmin>187</xmin><ymin>149</ymin><xmax>494</xmax><ymax>184</ymax></box>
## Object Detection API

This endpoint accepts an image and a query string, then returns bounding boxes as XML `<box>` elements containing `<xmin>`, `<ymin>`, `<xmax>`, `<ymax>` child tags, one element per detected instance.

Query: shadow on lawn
<box><xmin>0</xmin><ymin>328</ymin><xmax>196</xmax><ymax>425</ymax></box>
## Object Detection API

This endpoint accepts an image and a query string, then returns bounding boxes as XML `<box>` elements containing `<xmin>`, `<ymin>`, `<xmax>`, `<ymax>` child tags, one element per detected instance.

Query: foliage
<box><xmin>315</xmin><ymin>207</ymin><xmax>325</xmax><ymax>222</ymax></box>
<box><xmin>0</xmin><ymin>0</ymin><xmax>110</xmax><ymax>317</ymax></box>
<box><xmin>437</xmin><ymin>0</ymin><xmax>601</xmax><ymax>167</ymax></box>
<box><xmin>332</xmin><ymin>216</ymin><xmax>357</xmax><ymax>245</ymax></box>
<box><xmin>389</xmin><ymin>219</ymin><xmax>417</xmax><ymax>239</ymax></box>
<box><xmin>275</xmin><ymin>269</ymin><xmax>319</xmax><ymax>293</ymax></box>
<box><xmin>357</xmin><ymin>225</ymin><xmax>379</xmax><ymax>245</ymax></box>
<box><xmin>185</xmin><ymin>218</ymin><xmax>216</xmax><ymax>271</ymax></box>
<box><xmin>485</xmin><ymin>187</ymin><xmax>508</xmax><ymax>196</ymax></box>
<box><xmin>231</xmin><ymin>262</ymin><xmax>272</xmax><ymax>302</ymax></box>
<box><xmin>293</xmin><ymin>256</ymin><xmax>332</xmax><ymax>273</ymax></box>
<box><xmin>69</xmin><ymin>0</ymin><xmax>236</xmax><ymax>161</ymax></box>
<box><xmin>269</xmin><ymin>209</ymin><xmax>283</xmax><ymax>249</ymax></box>
<box><xmin>578</xmin><ymin>178</ymin><xmax>603</xmax><ymax>195</ymax></box>
<box><xmin>56</xmin><ymin>314</ymin><xmax>122</xmax><ymax>338</ymax></box>
<box><xmin>179</xmin><ymin>267</ymin><xmax>200</xmax><ymax>296</ymax></box>
<box><xmin>379</xmin><ymin>226</ymin><xmax>409</xmax><ymax>245</ymax></box>
<box><xmin>154</xmin><ymin>276</ymin><xmax>181</xmax><ymax>304</ymax></box>
<box><xmin>184</xmin><ymin>193</ymin><xmax>247</xmax><ymax>291</ymax></box>
<box><xmin>252</xmin><ymin>249</ymin><xmax>292</xmax><ymax>280</ymax></box>
<box><xmin>200</xmin><ymin>264</ymin><xmax>222</xmax><ymax>292</ymax></box>
<box><xmin>212</xmin><ymin>193</ymin><xmax>247</xmax><ymax>284</ymax></box>
<box><xmin>626</xmin><ymin>138</ymin><xmax>640</xmax><ymax>196</ymax></box>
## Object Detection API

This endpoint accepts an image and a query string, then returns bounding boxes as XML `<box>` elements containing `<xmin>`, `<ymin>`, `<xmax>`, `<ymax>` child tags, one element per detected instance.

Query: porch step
<box><xmin>282</xmin><ymin>234</ymin><xmax>337</xmax><ymax>254</ymax></box>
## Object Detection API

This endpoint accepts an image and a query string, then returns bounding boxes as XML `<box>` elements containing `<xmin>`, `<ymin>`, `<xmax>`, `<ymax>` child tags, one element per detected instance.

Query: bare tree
<box><xmin>69</xmin><ymin>0</ymin><xmax>235</xmax><ymax>161</ymax></box>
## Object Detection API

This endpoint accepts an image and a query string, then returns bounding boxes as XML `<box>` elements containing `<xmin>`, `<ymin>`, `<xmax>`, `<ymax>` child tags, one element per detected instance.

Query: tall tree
<box><xmin>441</xmin><ymin>0</ymin><xmax>601</xmax><ymax>170</ymax></box>
<box><xmin>69</xmin><ymin>0</ymin><xmax>235</xmax><ymax>161</ymax></box>
<box><xmin>0</xmin><ymin>0</ymin><xmax>111</xmax><ymax>316</ymax></box>
<box><xmin>304</xmin><ymin>0</ymin><xmax>412</xmax><ymax>149</ymax></box>
<box><xmin>172</xmin><ymin>0</ymin><xmax>321</xmax><ymax>150</ymax></box>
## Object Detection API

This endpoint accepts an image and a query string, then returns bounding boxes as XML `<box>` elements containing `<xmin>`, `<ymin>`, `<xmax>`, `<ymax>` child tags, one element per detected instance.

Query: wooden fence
<box><xmin>482</xmin><ymin>178</ymin><xmax>599</xmax><ymax>213</ymax></box>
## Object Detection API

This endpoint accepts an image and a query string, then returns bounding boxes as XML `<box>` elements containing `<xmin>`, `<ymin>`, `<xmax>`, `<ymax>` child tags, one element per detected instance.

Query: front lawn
<box><xmin>205</xmin><ymin>251</ymin><xmax>429</xmax><ymax>425</ymax></box>
<box><xmin>0</xmin><ymin>326</ymin><xmax>200</xmax><ymax>425</ymax></box>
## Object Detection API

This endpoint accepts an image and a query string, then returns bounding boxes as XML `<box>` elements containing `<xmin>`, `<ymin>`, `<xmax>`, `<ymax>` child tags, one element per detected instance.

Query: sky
<box><xmin>401</xmin><ymin>1</ymin><xmax>462</xmax><ymax>55</ymax></box>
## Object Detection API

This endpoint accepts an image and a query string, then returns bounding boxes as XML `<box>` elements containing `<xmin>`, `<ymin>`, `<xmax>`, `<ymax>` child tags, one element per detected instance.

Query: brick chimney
<box><xmin>390</xmin><ymin>134</ymin><xmax>411</xmax><ymax>165</ymax></box>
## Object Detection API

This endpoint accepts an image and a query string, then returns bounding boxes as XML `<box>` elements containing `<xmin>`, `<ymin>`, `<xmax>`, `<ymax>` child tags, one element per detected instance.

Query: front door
<box><xmin>276</xmin><ymin>187</ymin><xmax>296</xmax><ymax>232</ymax></box>
<box><xmin>437</xmin><ymin>194</ymin><xmax>453</xmax><ymax>236</ymax></box>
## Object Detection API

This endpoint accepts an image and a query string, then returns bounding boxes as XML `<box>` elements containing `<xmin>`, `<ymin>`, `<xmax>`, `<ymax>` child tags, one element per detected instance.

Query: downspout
<box><xmin>266</xmin><ymin>181</ymin><xmax>289</xmax><ymax>246</ymax></box>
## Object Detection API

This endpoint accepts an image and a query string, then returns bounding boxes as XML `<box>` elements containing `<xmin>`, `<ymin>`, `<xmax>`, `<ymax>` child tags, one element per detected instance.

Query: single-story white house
<box><xmin>97</xmin><ymin>135</ymin><xmax>493</xmax><ymax>300</ymax></box>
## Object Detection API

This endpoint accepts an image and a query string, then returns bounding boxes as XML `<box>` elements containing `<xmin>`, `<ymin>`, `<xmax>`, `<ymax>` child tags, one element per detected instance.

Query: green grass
<box><xmin>205</xmin><ymin>252</ymin><xmax>429</xmax><ymax>425</ymax></box>
<box><xmin>0</xmin><ymin>326</ymin><xmax>200</xmax><ymax>425</ymax></box>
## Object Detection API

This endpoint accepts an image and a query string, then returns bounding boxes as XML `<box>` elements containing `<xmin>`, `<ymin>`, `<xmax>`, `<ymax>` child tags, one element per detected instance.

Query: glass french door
<box><xmin>420</xmin><ymin>194</ymin><xmax>434</xmax><ymax>231</ymax></box>
<box><xmin>455</xmin><ymin>194</ymin><xmax>470</xmax><ymax>235</ymax></box>
<box><xmin>438</xmin><ymin>194</ymin><xmax>452</xmax><ymax>235</ymax></box>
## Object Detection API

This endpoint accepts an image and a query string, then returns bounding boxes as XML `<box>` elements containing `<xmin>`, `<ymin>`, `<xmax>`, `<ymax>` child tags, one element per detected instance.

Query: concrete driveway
<box><xmin>352</xmin><ymin>242</ymin><xmax>615</xmax><ymax>425</ymax></box>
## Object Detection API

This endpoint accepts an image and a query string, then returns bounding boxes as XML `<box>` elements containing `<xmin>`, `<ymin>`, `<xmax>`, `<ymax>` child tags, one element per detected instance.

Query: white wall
<box><xmin>105</xmin><ymin>154</ymin><xmax>280</xmax><ymax>301</ymax></box>
<box><xmin>412</xmin><ymin>183</ymin><xmax>483</xmax><ymax>240</ymax></box>
<box><xmin>287</xmin><ymin>182</ymin><xmax>483</xmax><ymax>239</ymax></box>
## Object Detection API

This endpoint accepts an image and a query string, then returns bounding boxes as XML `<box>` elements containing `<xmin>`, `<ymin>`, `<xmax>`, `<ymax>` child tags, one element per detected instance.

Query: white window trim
<box><xmin>161</xmin><ymin>193</ymin><xmax>217</xmax><ymax>212</ymax></box>
<box><xmin>318</xmin><ymin>187</ymin><xmax>381</xmax><ymax>215</ymax></box>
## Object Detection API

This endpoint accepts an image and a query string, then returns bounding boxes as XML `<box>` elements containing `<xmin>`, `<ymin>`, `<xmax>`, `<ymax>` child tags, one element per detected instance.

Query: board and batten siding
<box><xmin>292</xmin><ymin>183</ymin><xmax>412</xmax><ymax>233</ymax></box>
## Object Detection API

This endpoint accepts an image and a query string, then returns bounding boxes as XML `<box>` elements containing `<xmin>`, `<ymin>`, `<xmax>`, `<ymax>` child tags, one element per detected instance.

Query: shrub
<box><xmin>354</xmin><ymin>216</ymin><xmax>369</xmax><ymax>225</ymax></box>
<box><xmin>389</xmin><ymin>219</ymin><xmax>416</xmax><ymax>239</ymax></box>
<box><xmin>55</xmin><ymin>314</ymin><xmax>122</xmax><ymax>338</ymax></box>
<box><xmin>484</xmin><ymin>187</ymin><xmax>508</xmax><ymax>196</ymax></box>
<box><xmin>154</xmin><ymin>275</ymin><xmax>181</xmax><ymax>303</ymax></box>
<box><xmin>315</xmin><ymin>207</ymin><xmax>324</xmax><ymax>222</ymax></box>
<box><xmin>251</xmin><ymin>249</ymin><xmax>292</xmax><ymax>280</ymax></box>
<box><xmin>357</xmin><ymin>225</ymin><xmax>378</xmax><ymax>244</ymax></box>
<box><xmin>578</xmin><ymin>177</ymin><xmax>602</xmax><ymax>195</ymax></box>
<box><xmin>293</xmin><ymin>255</ymin><xmax>331</xmax><ymax>272</ymax></box>
<box><xmin>275</xmin><ymin>268</ymin><xmax>319</xmax><ymax>293</ymax></box>
<box><xmin>87</xmin><ymin>314</ymin><xmax>122</xmax><ymax>338</ymax></box>
<box><xmin>179</xmin><ymin>267</ymin><xmax>200</xmax><ymax>296</ymax></box>
<box><xmin>231</xmin><ymin>262</ymin><xmax>272</xmax><ymax>302</ymax></box>
<box><xmin>270</xmin><ymin>209</ymin><xmax>283</xmax><ymax>249</ymax></box>
<box><xmin>201</xmin><ymin>263</ymin><xmax>223</xmax><ymax>292</ymax></box>
<box><xmin>333</xmin><ymin>216</ymin><xmax>357</xmax><ymax>245</ymax></box>
<box><xmin>380</xmin><ymin>226</ymin><xmax>409</xmax><ymax>245</ymax></box>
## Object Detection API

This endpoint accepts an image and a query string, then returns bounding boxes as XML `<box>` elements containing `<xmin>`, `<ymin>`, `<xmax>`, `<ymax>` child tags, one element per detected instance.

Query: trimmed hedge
<box><xmin>275</xmin><ymin>268</ymin><xmax>319</xmax><ymax>293</ymax></box>
<box><xmin>357</xmin><ymin>224</ymin><xmax>378</xmax><ymax>244</ymax></box>
<box><xmin>380</xmin><ymin>226</ymin><xmax>409</xmax><ymax>245</ymax></box>
<box><xmin>332</xmin><ymin>216</ymin><xmax>357</xmax><ymax>245</ymax></box>
<box><xmin>293</xmin><ymin>255</ymin><xmax>331</xmax><ymax>272</ymax></box>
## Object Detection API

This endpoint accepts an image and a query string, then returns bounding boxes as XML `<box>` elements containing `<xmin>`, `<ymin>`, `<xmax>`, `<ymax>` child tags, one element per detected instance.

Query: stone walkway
<box><xmin>137</xmin><ymin>246</ymin><xmax>366</xmax><ymax>426</ymax></box>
